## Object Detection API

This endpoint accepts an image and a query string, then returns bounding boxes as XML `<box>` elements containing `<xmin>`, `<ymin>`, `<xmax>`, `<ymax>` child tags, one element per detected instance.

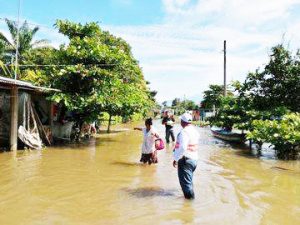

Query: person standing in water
<box><xmin>173</xmin><ymin>112</ymin><xmax>199</xmax><ymax>199</ymax></box>
<box><xmin>134</xmin><ymin>118</ymin><xmax>160</xmax><ymax>165</ymax></box>
<box><xmin>162</xmin><ymin>110</ymin><xmax>175</xmax><ymax>144</ymax></box>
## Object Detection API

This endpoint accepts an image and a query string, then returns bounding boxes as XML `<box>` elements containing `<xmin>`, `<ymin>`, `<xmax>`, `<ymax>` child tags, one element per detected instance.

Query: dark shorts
<box><xmin>140</xmin><ymin>151</ymin><xmax>158</xmax><ymax>165</ymax></box>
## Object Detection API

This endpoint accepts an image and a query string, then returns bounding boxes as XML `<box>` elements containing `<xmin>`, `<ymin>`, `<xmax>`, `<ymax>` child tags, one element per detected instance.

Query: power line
<box><xmin>5</xmin><ymin>63</ymin><xmax>120</xmax><ymax>68</ymax></box>
<box><xmin>1</xmin><ymin>17</ymin><xmax>226</xmax><ymax>55</ymax></box>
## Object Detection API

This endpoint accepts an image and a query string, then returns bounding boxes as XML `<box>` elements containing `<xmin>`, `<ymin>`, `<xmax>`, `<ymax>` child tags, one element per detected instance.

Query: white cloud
<box><xmin>106</xmin><ymin>0</ymin><xmax>300</xmax><ymax>102</ymax></box>
<box><xmin>37</xmin><ymin>27</ymin><xmax>68</xmax><ymax>48</ymax></box>
<box><xmin>163</xmin><ymin>0</ymin><xmax>300</xmax><ymax>24</ymax></box>
<box><xmin>2</xmin><ymin>1</ymin><xmax>300</xmax><ymax>103</ymax></box>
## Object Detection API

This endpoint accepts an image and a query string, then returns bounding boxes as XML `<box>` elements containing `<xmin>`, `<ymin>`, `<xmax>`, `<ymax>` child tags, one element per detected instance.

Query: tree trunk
<box><xmin>107</xmin><ymin>114</ymin><xmax>112</xmax><ymax>133</ymax></box>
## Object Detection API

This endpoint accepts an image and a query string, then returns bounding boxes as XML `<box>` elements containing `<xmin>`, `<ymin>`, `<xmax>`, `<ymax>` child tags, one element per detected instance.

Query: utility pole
<box><xmin>14</xmin><ymin>0</ymin><xmax>21</xmax><ymax>80</ymax></box>
<box><xmin>223</xmin><ymin>40</ymin><xmax>227</xmax><ymax>96</ymax></box>
<box><xmin>10</xmin><ymin>0</ymin><xmax>21</xmax><ymax>151</ymax></box>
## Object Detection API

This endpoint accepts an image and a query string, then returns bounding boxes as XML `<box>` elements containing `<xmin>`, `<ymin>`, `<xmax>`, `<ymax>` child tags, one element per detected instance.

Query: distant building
<box><xmin>199</xmin><ymin>108</ymin><xmax>215</xmax><ymax>121</ymax></box>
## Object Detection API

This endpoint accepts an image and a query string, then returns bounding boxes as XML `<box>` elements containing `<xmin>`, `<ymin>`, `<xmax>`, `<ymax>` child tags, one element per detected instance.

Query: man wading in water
<box><xmin>134</xmin><ymin>118</ymin><xmax>160</xmax><ymax>165</ymax></box>
<box><xmin>173</xmin><ymin>112</ymin><xmax>199</xmax><ymax>199</ymax></box>
<box><xmin>162</xmin><ymin>110</ymin><xmax>175</xmax><ymax>144</ymax></box>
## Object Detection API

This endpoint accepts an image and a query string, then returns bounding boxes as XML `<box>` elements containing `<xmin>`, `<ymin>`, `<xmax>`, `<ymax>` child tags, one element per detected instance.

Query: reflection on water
<box><xmin>123</xmin><ymin>187</ymin><xmax>176</xmax><ymax>198</ymax></box>
<box><xmin>0</xmin><ymin>121</ymin><xmax>299</xmax><ymax>225</ymax></box>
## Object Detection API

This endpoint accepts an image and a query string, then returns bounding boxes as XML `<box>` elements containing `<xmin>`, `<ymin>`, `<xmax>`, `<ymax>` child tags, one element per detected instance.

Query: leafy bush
<box><xmin>247</xmin><ymin>113</ymin><xmax>300</xmax><ymax>159</ymax></box>
<box><xmin>209</xmin><ymin>96</ymin><xmax>247</xmax><ymax>131</ymax></box>
<box><xmin>191</xmin><ymin>120</ymin><xmax>210</xmax><ymax>127</ymax></box>
<box><xmin>99</xmin><ymin>112</ymin><xmax>122</xmax><ymax>126</ymax></box>
<box><xmin>210</xmin><ymin>93</ymin><xmax>289</xmax><ymax>132</ymax></box>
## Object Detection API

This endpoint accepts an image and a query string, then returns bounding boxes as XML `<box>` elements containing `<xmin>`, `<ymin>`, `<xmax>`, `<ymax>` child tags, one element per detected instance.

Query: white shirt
<box><xmin>142</xmin><ymin>127</ymin><xmax>158</xmax><ymax>154</ymax></box>
<box><xmin>173</xmin><ymin>125</ymin><xmax>199</xmax><ymax>161</ymax></box>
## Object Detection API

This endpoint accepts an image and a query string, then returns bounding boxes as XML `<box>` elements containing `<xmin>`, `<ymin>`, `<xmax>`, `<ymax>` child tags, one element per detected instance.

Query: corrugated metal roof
<box><xmin>0</xmin><ymin>76</ymin><xmax>60</xmax><ymax>92</ymax></box>
<box><xmin>0</xmin><ymin>76</ymin><xmax>35</xmax><ymax>88</ymax></box>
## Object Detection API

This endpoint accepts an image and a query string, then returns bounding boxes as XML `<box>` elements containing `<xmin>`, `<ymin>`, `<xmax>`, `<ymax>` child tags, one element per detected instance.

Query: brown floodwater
<box><xmin>0</xmin><ymin>120</ymin><xmax>299</xmax><ymax>225</ymax></box>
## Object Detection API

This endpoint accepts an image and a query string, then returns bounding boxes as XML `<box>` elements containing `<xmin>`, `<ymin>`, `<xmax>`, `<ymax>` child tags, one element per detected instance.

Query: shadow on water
<box><xmin>95</xmin><ymin>137</ymin><xmax>117</xmax><ymax>143</ymax></box>
<box><xmin>98</xmin><ymin>130</ymin><xmax>127</xmax><ymax>134</ymax></box>
<box><xmin>0</xmin><ymin>149</ymin><xmax>8</xmax><ymax>154</ymax></box>
<box><xmin>123</xmin><ymin>187</ymin><xmax>176</xmax><ymax>198</ymax></box>
<box><xmin>210</xmin><ymin>135</ymin><xmax>281</xmax><ymax>160</ymax></box>
<box><xmin>234</xmin><ymin>148</ymin><xmax>276</xmax><ymax>160</ymax></box>
<box><xmin>111</xmin><ymin>161</ymin><xmax>141</xmax><ymax>167</ymax></box>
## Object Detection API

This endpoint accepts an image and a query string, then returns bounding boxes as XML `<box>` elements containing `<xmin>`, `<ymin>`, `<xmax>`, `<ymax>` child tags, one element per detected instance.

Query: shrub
<box><xmin>247</xmin><ymin>113</ymin><xmax>300</xmax><ymax>159</ymax></box>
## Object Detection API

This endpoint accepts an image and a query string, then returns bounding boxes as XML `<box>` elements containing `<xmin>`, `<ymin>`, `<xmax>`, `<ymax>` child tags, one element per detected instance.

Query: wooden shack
<box><xmin>0</xmin><ymin>76</ymin><xmax>58</xmax><ymax>151</ymax></box>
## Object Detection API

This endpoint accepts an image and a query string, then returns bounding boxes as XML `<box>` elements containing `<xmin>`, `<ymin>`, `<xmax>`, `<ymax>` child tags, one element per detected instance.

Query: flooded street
<box><xmin>0</xmin><ymin>120</ymin><xmax>299</xmax><ymax>225</ymax></box>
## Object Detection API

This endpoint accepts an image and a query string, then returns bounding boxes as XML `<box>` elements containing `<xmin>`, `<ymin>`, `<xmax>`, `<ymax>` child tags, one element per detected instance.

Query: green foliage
<box><xmin>148</xmin><ymin>89</ymin><xmax>157</xmax><ymax>103</ymax></box>
<box><xmin>210</xmin><ymin>93</ymin><xmax>289</xmax><ymax>131</ymax></box>
<box><xmin>209</xmin><ymin>44</ymin><xmax>300</xmax><ymax>158</ymax></box>
<box><xmin>170</xmin><ymin>98</ymin><xmax>198</xmax><ymax>115</ymax></box>
<box><xmin>130</xmin><ymin>113</ymin><xmax>145</xmax><ymax>122</ymax></box>
<box><xmin>0</xmin><ymin>19</ymin><xmax>49</xmax><ymax>65</ymax></box>
<box><xmin>99</xmin><ymin>112</ymin><xmax>122</xmax><ymax>126</ymax></box>
<box><xmin>21</xmin><ymin>47</ymin><xmax>57</xmax><ymax>84</ymax></box>
<box><xmin>247</xmin><ymin>113</ymin><xmax>300</xmax><ymax>158</ymax></box>
<box><xmin>211</xmin><ymin>45</ymin><xmax>300</xmax><ymax>129</ymax></box>
<box><xmin>184</xmin><ymin>100</ymin><xmax>199</xmax><ymax>110</ymax></box>
<box><xmin>191</xmin><ymin>120</ymin><xmax>210</xmax><ymax>127</ymax></box>
<box><xmin>238</xmin><ymin>45</ymin><xmax>300</xmax><ymax>112</ymax></box>
<box><xmin>0</xmin><ymin>40</ymin><xmax>5</xmax><ymax>56</ymax></box>
<box><xmin>172</xmin><ymin>98</ymin><xmax>180</xmax><ymax>107</ymax></box>
<box><xmin>201</xmin><ymin>84</ymin><xmax>233</xmax><ymax>109</ymax></box>
<box><xmin>0</xmin><ymin>60</ymin><xmax>13</xmax><ymax>77</ymax></box>
<box><xmin>209</xmin><ymin>96</ymin><xmax>245</xmax><ymax>130</ymax></box>
<box><xmin>0</xmin><ymin>19</ymin><xmax>155</xmax><ymax>126</ymax></box>
<box><xmin>46</xmin><ymin>20</ymin><xmax>154</xmax><ymax>123</ymax></box>
<box><xmin>162</xmin><ymin>101</ymin><xmax>168</xmax><ymax>107</ymax></box>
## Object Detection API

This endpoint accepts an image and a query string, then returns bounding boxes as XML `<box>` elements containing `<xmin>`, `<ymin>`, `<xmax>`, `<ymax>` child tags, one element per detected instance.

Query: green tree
<box><xmin>162</xmin><ymin>101</ymin><xmax>168</xmax><ymax>107</ymax></box>
<box><xmin>170</xmin><ymin>98</ymin><xmax>198</xmax><ymax>115</ymax></box>
<box><xmin>46</xmin><ymin>20</ymin><xmax>153</xmax><ymax>129</ymax></box>
<box><xmin>0</xmin><ymin>39</ymin><xmax>5</xmax><ymax>57</ymax></box>
<box><xmin>172</xmin><ymin>98</ymin><xmax>181</xmax><ymax>107</ymax></box>
<box><xmin>239</xmin><ymin>45</ymin><xmax>300</xmax><ymax>112</ymax></box>
<box><xmin>21</xmin><ymin>47</ymin><xmax>57</xmax><ymax>84</ymax></box>
<box><xmin>184</xmin><ymin>100</ymin><xmax>198</xmax><ymax>110</ymax></box>
<box><xmin>209</xmin><ymin>96</ymin><xmax>245</xmax><ymax>131</ymax></box>
<box><xmin>0</xmin><ymin>19</ymin><xmax>49</xmax><ymax>67</ymax></box>
<box><xmin>171</xmin><ymin>98</ymin><xmax>182</xmax><ymax>115</ymax></box>
<box><xmin>201</xmin><ymin>84</ymin><xmax>232</xmax><ymax>109</ymax></box>
<box><xmin>210</xmin><ymin>94</ymin><xmax>288</xmax><ymax>131</ymax></box>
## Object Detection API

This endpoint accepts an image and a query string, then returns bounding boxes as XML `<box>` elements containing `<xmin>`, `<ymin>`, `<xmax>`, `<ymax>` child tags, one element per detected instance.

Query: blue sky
<box><xmin>1</xmin><ymin>0</ymin><xmax>300</xmax><ymax>103</ymax></box>
<box><xmin>0</xmin><ymin>0</ymin><xmax>164</xmax><ymax>26</ymax></box>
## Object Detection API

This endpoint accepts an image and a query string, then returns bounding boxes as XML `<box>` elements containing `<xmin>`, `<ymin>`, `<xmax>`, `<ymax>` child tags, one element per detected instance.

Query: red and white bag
<box><xmin>155</xmin><ymin>138</ymin><xmax>165</xmax><ymax>150</ymax></box>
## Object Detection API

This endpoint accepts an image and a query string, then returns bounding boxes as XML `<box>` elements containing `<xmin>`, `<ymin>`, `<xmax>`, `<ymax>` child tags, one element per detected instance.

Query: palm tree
<box><xmin>0</xmin><ymin>19</ymin><xmax>49</xmax><ymax>65</ymax></box>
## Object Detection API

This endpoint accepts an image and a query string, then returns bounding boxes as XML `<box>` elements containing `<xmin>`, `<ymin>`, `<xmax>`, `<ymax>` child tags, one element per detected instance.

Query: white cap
<box><xmin>179</xmin><ymin>112</ymin><xmax>192</xmax><ymax>123</ymax></box>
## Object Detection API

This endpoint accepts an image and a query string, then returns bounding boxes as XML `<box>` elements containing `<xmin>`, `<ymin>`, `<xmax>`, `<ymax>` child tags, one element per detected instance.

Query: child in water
<box><xmin>134</xmin><ymin>118</ymin><xmax>160</xmax><ymax>165</ymax></box>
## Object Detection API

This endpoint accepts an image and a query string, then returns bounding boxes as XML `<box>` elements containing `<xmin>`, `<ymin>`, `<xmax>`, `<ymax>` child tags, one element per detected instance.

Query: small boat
<box><xmin>211</xmin><ymin>128</ymin><xmax>246</xmax><ymax>143</ymax></box>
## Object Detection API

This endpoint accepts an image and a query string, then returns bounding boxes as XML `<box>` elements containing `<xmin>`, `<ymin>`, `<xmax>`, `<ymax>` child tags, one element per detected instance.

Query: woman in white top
<box><xmin>134</xmin><ymin>118</ymin><xmax>160</xmax><ymax>164</ymax></box>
